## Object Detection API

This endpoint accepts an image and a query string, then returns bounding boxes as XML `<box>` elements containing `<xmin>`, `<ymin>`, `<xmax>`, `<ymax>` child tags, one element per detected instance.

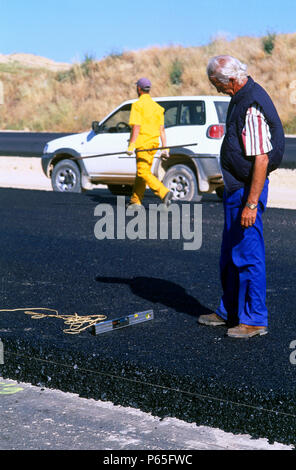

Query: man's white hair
<box><xmin>207</xmin><ymin>55</ymin><xmax>248</xmax><ymax>85</ymax></box>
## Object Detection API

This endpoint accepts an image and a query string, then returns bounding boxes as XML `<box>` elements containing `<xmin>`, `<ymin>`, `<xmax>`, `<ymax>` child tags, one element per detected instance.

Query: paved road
<box><xmin>0</xmin><ymin>132</ymin><xmax>295</xmax><ymax>168</ymax></box>
<box><xmin>283</xmin><ymin>136</ymin><xmax>296</xmax><ymax>167</ymax></box>
<box><xmin>0</xmin><ymin>188</ymin><xmax>295</xmax><ymax>447</ymax></box>
<box><xmin>0</xmin><ymin>132</ymin><xmax>73</xmax><ymax>156</ymax></box>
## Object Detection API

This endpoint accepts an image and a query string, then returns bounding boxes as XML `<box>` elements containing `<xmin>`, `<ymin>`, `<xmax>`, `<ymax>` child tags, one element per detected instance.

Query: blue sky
<box><xmin>0</xmin><ymin>0</ymin><xmax>295</xmax><ymax>63</ymax></box>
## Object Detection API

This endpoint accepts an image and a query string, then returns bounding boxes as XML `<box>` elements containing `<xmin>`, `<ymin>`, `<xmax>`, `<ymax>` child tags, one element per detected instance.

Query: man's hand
<box><xmin>241</xmin><ymin>206</ymin><xmax>257</xmax><ymax>228</ymax></box>
<box><xmin>160</xmin><ymin>149</ymin><xmax>170</xmax><ymax>161</ymax></box>
<box><xmin>127</xmin><ymin>125</ymin><xmax>140</xmax><ymax>157</ymax></box>
<box><xmin>241</xmin><ymin>153</ymin><xmax>268</xmax><ymax>228</ymax></box>
<box><xmin>127</xmin><ymin>141</ymin><xmax>136</xmax><ymax>156</ymax></box>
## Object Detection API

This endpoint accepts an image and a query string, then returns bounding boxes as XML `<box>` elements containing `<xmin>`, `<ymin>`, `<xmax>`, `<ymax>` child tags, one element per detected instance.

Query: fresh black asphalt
<box><xmin>0</xmin><ymin>188</ymin><xmax>295</xmax><ymax>446</ymax></box>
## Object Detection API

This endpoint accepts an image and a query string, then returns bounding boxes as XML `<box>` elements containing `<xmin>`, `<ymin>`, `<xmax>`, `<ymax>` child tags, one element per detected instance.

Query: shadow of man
<box><xmin>95</xmin><ymin>275</ymin><xmax>211</xmax><ymax>319</ymax></box>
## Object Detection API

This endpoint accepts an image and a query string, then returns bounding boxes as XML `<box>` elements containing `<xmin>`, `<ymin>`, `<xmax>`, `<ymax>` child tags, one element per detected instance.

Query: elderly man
<box><xmin>198</xmin><ymin>55</ymin><xmax>284</xmax><ymax>338</ymax></box>
<box><xmin>127</xmin><ymin>77</ymin><xmax>173</xmax><ymax>207</ymax></box>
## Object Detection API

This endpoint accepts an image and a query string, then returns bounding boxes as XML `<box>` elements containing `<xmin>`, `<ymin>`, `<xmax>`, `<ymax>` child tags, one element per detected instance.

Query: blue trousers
<box><xmin>216</xmin><ymin>179</ymin><xmax>269</xmax><ymax>327</ymax></box>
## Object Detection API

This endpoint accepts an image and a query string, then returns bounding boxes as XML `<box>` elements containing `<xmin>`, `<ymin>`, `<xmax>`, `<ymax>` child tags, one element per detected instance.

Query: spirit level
<box><xmin>92</xmin><ymin>310</ymin><xmax>154</xmax><ymax>335</ymax></box>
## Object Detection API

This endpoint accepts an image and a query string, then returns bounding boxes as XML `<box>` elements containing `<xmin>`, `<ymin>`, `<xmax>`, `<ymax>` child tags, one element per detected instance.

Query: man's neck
<box><xmin>232</xmin><ymin>77</ymin><xmax>248</xmax><ymax>96</ymax></box>
<box><xmin>138</xmin><ymin>91</ymin><xmax>150</xmax><ymax>98</ymax></box>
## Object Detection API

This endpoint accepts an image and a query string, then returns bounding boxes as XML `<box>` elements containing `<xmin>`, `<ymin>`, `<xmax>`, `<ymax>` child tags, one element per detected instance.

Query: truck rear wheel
<box><xmin>163</xmin><ymin>164</ymin><xmax>202</xmax><ymax>202</ymax></box>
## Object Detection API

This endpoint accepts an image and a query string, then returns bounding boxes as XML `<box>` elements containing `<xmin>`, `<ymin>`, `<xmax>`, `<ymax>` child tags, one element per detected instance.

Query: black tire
<box><xmin>162</xmin><ymin>164</ymin><xmax>202</xmax><ymax>202</ymax></box>
<box><xmin>51</xmin><ymin>159</ymin><xmax>82</xmax><ymax>193</ymax></box>
<box><xmin>215</xmin><ymin>185</ymin><xmax>225</xmax><ymax>200</ymax></box>
<box><xmin>108</xmin><ymin>184</ymin><xmax>133</xmax><ymax>196</ymax></box>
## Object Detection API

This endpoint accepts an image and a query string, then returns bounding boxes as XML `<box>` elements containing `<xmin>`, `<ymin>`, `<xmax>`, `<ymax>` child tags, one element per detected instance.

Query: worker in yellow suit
<box><xmin>126</xmin><ymin>77</ymin><xmax>173</xmax><ymax>207</ymax></box>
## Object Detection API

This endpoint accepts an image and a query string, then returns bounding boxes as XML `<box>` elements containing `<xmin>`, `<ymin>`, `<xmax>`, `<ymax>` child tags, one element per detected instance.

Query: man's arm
<box><xmin>127</xmin><ymin>125</ymin><xmax>141</xmax><ymax>154</ymax></box>
<box><xmin>160</xmin><ymin>125</ymin><xmax>170</xmax><ymax>159</ymax></box>
<box><xmin>241</xmin><ymin>153</ymin><xmax>269</xmax><ymax>228</ymax></box>
<box><xmin>160</xmin><ymin>125</ymin><xmax>167</xmax><ymax>147</ymax></box>
<box><xmin>240</xmin><ymin>104</ymin><xmax>271</xmax><ymax>228</ymax></box>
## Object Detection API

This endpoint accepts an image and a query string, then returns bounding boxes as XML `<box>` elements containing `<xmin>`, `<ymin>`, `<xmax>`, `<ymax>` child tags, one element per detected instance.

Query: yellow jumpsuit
<box><xmin>128</xmin><ymin>94</ymin><xmax>169</xmax><ymax>205</ymax></box>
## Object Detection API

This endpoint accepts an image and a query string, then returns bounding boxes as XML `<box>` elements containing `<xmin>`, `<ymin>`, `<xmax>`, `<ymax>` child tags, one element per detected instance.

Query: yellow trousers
<box><xmin>130</xmin><ymin>149</ymin><xmax>169</xmax><ymax>205</ymax></box>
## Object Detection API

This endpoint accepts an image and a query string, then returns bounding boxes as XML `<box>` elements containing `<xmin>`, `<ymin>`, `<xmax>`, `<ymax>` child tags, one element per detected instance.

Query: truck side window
<box><xmin>180</xmin><ymin>101</ymin><xmax>206</xmax><ymax>125</ymax></box>
<box><xmin>158</xmin><ymin>101</ymin><xmax>179</xmax><ymax>128</ymax></box>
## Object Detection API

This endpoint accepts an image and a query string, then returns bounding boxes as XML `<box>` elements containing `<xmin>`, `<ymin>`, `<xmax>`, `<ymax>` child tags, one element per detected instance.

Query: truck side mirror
<box><xmin>92</xmin><ymin>121</ymin><xmax>101</xmax><ymax>134</ymax></box>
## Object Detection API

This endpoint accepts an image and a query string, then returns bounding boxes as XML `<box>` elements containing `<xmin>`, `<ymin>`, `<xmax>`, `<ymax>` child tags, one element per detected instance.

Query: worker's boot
<box><xmin>163</xmin><ymin>191</ymin><xmax>173</xmax><ymax>207</ymax></box>
<box><xmin>227</xmin><ymin>324</ymin><xmax>268</xmax><ymax>338</ymax></box>
<box><xmin>198</xmin><ymin>313</ymin><xmax>226</xmax><ymax>326</ymax></box>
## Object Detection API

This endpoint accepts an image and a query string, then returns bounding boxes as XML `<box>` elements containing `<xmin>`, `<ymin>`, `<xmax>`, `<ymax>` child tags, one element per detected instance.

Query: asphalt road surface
<box><xmin>0</xmin><ymin>132</ymin><xmax>73</xmax><ymax>156</ymax></box>
<box><xmin>0</xmin><ymin>132</ymin><xmax>295</xmax><ymax>168</ymax></box>
<box><xmin>0</xmin><ymin>188</ymin><xmax>295</xmax><ymax>447</ymax></box>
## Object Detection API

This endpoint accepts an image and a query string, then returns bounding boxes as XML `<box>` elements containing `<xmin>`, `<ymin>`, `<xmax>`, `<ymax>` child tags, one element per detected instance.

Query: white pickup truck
<box><xmin>41</xmin><ymin>95</ymin><xmax>230</xmax><ymax>201</ymax></box>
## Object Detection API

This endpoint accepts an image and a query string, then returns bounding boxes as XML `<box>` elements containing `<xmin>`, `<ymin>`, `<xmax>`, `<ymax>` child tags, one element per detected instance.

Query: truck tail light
<box><xmin>207</xmin><ymin>124</ymin><xmax>225</xmax><ymax>139</ymax></box>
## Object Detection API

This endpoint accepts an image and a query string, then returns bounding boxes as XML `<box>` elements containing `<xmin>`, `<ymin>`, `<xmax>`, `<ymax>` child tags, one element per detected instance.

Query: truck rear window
<box><xmin>214</xmin><ymin>101</ymin><xmax>229</xmax><ymax>123</ymax></box>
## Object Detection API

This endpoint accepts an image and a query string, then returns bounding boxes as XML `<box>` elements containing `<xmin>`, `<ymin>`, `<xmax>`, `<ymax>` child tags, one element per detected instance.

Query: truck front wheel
<box><xmin>51</xmin><ymin>159</ymin><xmax>82</xmax><ymax>193</ymax></box>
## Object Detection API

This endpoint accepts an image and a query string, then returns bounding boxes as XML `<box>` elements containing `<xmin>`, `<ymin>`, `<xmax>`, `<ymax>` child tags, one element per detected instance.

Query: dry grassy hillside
<box><xmin>0</xmin><ymin>33</ymin><xmax>295</xmax><ymax>132</ymax></box>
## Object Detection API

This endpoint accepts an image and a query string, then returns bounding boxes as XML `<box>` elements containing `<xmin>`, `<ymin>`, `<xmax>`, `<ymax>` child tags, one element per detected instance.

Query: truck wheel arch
<box><xmin>49</xmin><ymin>150</ymin><xmax>86</xmax><ymax>177</ymax></box>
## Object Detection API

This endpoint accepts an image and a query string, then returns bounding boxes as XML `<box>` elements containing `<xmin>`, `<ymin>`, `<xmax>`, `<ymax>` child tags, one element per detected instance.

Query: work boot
<box><xmin>126</xmin><ymin>202</ymin><xmax>143</xmax><ymax>210</ymax></box>
<box><xmin>227</xmin><ymin>324</ymin><xmax>268</xmax><ymax>338</ymax></box>
<box><xmin>163</xmin><ymin>191</ymin><xmax>173</xmax><ymax>208</ymax></box>
<box><xmin>198</xmin><ymin>313</ymin><xmax>226</xmax><ymax>326</ymax></box>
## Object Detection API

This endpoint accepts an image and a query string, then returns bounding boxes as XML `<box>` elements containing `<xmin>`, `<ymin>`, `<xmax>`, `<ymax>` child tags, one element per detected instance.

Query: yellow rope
<box><xmin>0</xmin><ymin>308</ymin><xmax>107</xmax><ymax>334</ymax></box>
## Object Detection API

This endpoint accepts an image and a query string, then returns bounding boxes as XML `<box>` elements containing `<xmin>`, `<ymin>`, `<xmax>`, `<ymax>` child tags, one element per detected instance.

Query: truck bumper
<box><xmin>41</xmin><ymin>154</ymin><xmax>54</xmax><ymax>178</ymax></box>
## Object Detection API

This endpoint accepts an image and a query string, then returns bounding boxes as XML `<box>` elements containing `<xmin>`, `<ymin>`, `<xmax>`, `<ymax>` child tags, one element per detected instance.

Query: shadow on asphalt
<box><xmin>84</xmin><ymin>188</ymin><xmax>223</xmax><ymax>205</ymax></box>
<box><xmin>95</xmin><ymin>275</ymin><xmax>212</xmax><ymax>318</ymax></box>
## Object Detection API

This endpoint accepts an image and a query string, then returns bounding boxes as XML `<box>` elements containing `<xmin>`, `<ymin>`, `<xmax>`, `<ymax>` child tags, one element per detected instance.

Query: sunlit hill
<box><xmin>0</xmin><ymin>33</ymin><xmax>295</xmax><ymax>133</ymax></box>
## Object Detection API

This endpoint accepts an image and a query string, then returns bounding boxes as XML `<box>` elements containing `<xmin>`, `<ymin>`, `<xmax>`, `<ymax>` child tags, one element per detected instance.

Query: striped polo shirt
<box><xmin>242</xmin><ymin>104</ymin><xmax>273</xmax><ymax>156</ymax></box>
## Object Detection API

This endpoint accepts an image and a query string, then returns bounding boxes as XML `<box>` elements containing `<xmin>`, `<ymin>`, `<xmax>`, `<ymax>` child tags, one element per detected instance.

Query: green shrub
<box><xmin>107</xmin><ymin>49</ymin><xmax>123</xmax><ymax>59</ymax></box>
<box><xmin>55</xmin><ymin>54</ymin><xmax>97</xmax><ymax>82</ymax></box>
<box><xmin>262</xmin><ymin>32</ymin><xmax>276</xmax><ymax>55</ymax></box>
<box><xmin>55</xmin><ymin>68</ymin><xmax>76</xmax><ymax>83</ymax></box>
<box><xmin>81</xmin><ymin>53</ymin><xmax>97</xmax><ymax>77</ymax></box>
<box><xmin>170</xmin><ymin>59</ymin><xmax>183</xmax><ymax>85</ymax></box>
